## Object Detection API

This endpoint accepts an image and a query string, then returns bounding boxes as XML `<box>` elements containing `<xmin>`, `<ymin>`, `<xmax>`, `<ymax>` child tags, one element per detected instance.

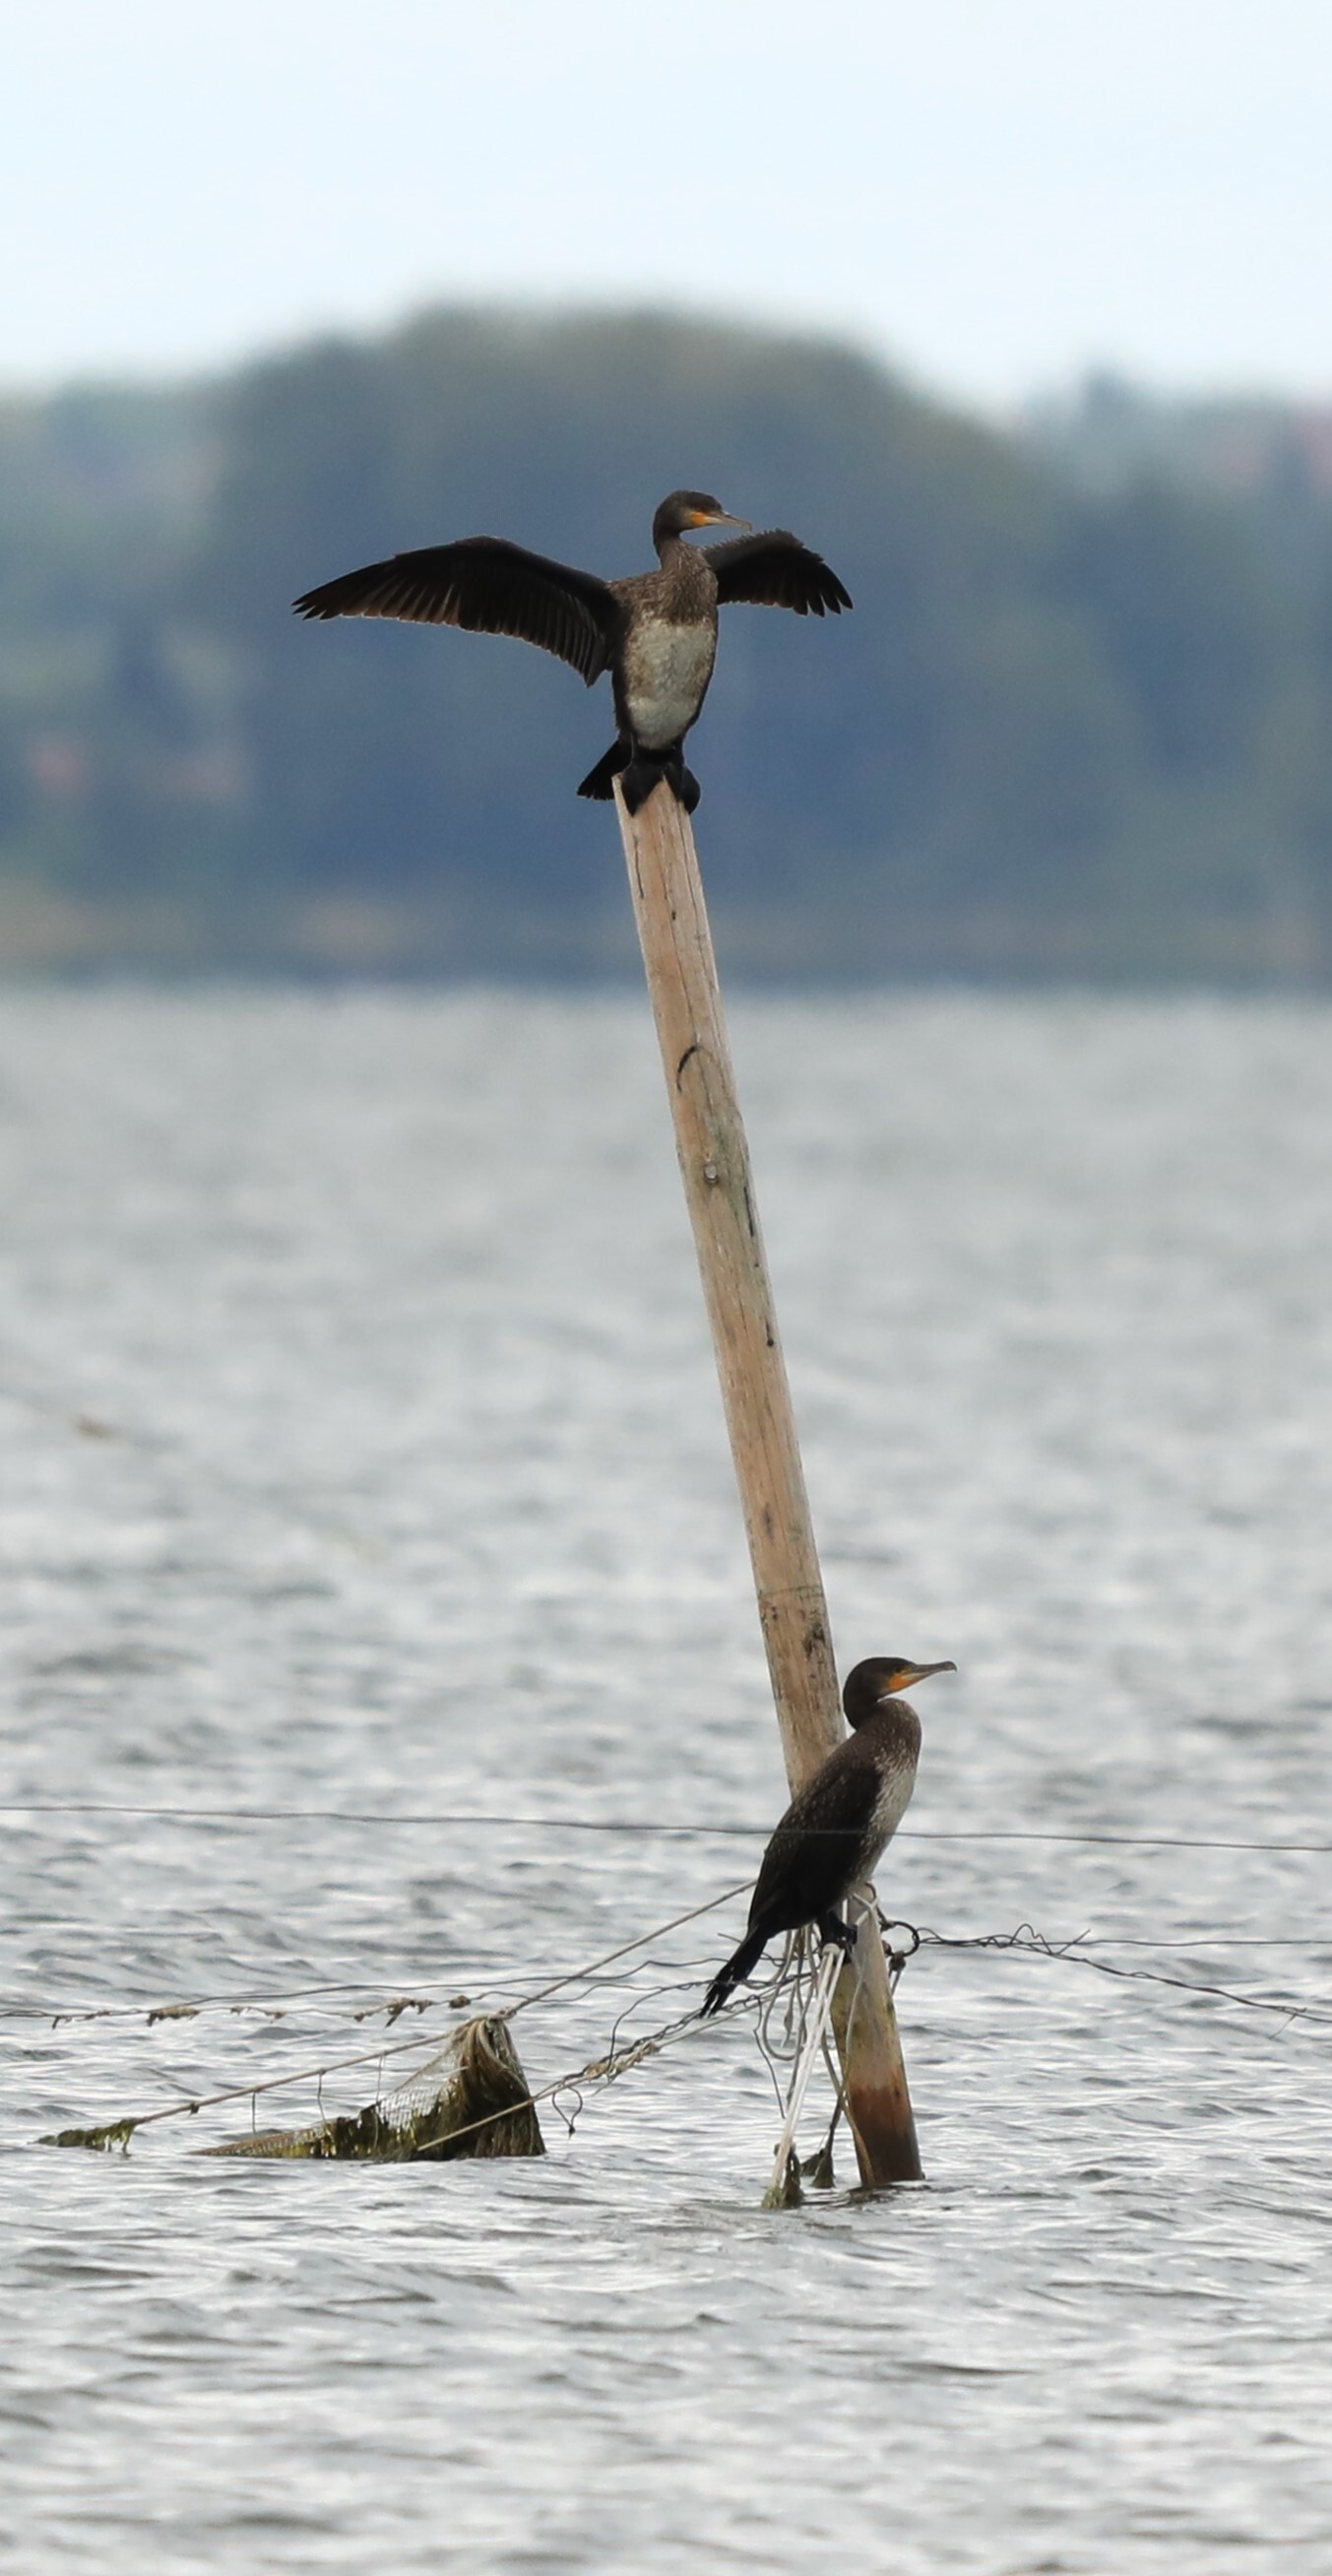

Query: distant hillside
<box><xmin>2</xmin><ymin>311</ymin><xmax>1330</xmax><ymax>979</ymax></box>
<box><xmin>1024</xmin><ymin>371</ymin><xmax>1332</xmax><ymax>596</ymax></box>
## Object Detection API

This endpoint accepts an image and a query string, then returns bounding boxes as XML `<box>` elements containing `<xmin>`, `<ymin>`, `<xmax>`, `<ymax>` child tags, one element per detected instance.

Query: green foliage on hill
<box><xmin>2</xmin><ymin>310</ymin><xmax>1330</xmax><ymax>976</ymax></box>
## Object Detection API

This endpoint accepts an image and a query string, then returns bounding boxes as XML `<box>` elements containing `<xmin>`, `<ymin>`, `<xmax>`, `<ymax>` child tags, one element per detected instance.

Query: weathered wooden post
<box><xmin>613</xmin><ymin>780</ymin><xmax>921</xmax><ymax>2188</ymax></box>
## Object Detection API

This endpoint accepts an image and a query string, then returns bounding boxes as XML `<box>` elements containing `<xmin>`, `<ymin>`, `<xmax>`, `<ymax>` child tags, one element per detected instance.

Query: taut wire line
<box><xmin>2</xmin><ymin>1799</ymin><xmax>1329</xmax><ymax>1855</ymax></box>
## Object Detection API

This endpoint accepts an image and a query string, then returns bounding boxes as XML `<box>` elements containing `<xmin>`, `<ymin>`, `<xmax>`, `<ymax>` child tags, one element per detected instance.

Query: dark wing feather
<box><xmin>293</xmin><ymin>537</ymin><xmax>621</xmax><ymax>685</ymax></box>
<box><xmin>747</xmin><ymin>1744</ymin><xmax>874</xmax><ymax>1933</ymax></box>
<box><xmin>704</xmin><ymin>530</ymin><xmax>853</xmax><ymax>616</ymax></box>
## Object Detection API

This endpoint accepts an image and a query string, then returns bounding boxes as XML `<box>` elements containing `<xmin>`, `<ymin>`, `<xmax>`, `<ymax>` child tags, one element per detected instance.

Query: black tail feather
<box><xmin>701</xmin><ymin>1924</ymin><xmax>770</xmax><ymax>2017</ymax></box>
<box><xmin>703</xmin><ymin>1907</ymin><xmax>855</xmax><ymax>2018</ymax></box>
<box><xmin>577</xmin><ymin>741</ymin><xmax>628</xmax><ymax>802</ymax></box>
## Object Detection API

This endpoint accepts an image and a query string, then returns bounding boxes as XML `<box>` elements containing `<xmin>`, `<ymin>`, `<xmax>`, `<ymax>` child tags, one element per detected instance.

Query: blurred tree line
<box><xmin>2</xmin><ymin>308</ymin><xmax>1330</xmax><ymax>977</ymax></box>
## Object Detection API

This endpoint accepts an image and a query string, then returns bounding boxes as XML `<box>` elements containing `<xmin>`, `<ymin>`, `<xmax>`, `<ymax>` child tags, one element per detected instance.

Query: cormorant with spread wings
<box><xmin>294</xmin><ymin>489</ymin><xmax>851</xmax><ymax>813</ymax></box>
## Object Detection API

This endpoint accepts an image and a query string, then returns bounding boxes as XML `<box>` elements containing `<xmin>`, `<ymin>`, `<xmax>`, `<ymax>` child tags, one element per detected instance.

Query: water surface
<box><xmin>1</xmin><ymin>990</ymin><xmax>1329</xmax><ymax>2571</ymax></box>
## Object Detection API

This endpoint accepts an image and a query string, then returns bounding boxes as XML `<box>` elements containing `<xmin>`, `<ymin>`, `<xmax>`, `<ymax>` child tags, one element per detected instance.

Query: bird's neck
<box><xmin>659</xmin><ymin>530</ymin><xmax>713</xmax><ymax>567</ymax></box>
<box><xmin>855</xmin><ymin>1698</ymin><xmax>922</xmax><ymax>1768</ymax></box>
<box><xmin>652</xmin><ymin>539</ymin><xmax>716</xmax><ymax>612</ymax></box>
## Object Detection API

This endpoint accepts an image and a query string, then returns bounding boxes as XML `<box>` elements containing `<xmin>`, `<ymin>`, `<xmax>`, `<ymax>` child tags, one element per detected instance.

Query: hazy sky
<box><xmin>5</xmin><ymin>0</ymin><xmax>1330</xmax><ymax>409</ymax></box>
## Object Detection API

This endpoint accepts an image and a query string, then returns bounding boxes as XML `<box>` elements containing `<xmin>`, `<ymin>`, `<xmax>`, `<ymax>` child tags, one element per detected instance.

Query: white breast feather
<box><xmin>625</xmin><ymin>622</ymin><xmax>717</xmax><ymax>747</ymax></box>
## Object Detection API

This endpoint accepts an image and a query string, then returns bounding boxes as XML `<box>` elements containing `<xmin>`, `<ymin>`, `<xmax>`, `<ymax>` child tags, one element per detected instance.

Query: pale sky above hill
<box><xmin>4</xmin><ymin>0</ymin><xmax>1330</xmax><ymax>409</ymax></box>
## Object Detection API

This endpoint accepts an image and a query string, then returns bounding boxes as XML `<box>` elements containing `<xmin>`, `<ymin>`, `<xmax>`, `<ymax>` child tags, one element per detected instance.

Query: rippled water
<box><xmin>1</xmin><ymin>989</ymin><xmax>1330</xmax><ymax>2572</ymax></box>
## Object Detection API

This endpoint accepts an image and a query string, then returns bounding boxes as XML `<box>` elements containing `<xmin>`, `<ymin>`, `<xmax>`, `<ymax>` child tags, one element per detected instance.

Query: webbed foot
<box><xmin>817</xmin><ymin>1913</ymin><xmax>857</xmax><ymax>1964</ymax></box>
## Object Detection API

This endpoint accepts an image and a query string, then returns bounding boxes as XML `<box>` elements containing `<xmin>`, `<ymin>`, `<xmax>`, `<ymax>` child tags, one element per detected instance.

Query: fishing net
<box><xmin>45</xmin><ymin>2014</ymin><xmax>544</xmax><ymax>2161</ymax></box>
<box><xmin>206</xmin><ymin>2014</ymin><xmax>543</xmax><ymax>2160</ymax></box>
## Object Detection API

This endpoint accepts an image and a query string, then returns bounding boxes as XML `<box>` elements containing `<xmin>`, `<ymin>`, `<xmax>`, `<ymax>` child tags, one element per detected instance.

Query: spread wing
<box><xmin>704</xmin><ymin>530</ymin><xmax>853</xmax><ymax>616</ymax></box>
<box><xmin>748</xmin><ymin>1746</ymin><xmax>872</xmax><ymax>1932</ymax></box>
<box><xmin>293</xmin><ymin>537</ymin><xmax>622</xmax><ymax>686</ymax></box>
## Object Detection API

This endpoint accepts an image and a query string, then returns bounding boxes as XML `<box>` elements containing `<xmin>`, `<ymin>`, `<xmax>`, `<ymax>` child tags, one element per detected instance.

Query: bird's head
<box><xmin>653</xmin><ymin>490</ymin><xmax>752</xmax><ymax>548</ymax></box>
<box><xmin>842</xmin><ymin>1655</ymin><xmax>956</xmax><ymax>1728</ymax></box>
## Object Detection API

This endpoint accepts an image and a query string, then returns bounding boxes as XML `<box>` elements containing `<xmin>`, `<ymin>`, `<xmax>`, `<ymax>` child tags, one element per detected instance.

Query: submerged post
<box><xmin>613</xmin><ymin>781</ymin><xmax>921</xmax><ymax>2187</ymax></box>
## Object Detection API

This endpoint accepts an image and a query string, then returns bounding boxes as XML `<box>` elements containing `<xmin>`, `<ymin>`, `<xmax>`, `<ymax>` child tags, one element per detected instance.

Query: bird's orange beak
<box><xmin>687</xmin><ymin>507</ymin><xmax>751</xmax><ymax>531</ymax></box>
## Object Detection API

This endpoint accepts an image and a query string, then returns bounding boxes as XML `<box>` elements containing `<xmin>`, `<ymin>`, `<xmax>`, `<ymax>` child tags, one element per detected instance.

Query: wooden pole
<box><xmin>613</xmin><ymin>780</ymin><xmax>922</xmax><ymax>2187</ymax></box>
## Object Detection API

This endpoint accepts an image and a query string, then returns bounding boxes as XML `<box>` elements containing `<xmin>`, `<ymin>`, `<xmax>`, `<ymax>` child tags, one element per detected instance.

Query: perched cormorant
<box><xmin>292</xmin><ymin>490</ymin><xmax>851</xmax><ymax>814</ymax></box>
<box><xmin>701</xmin><ymin>1655</ymin><xmax>955</xmax><ymax>2016</ymax></box>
